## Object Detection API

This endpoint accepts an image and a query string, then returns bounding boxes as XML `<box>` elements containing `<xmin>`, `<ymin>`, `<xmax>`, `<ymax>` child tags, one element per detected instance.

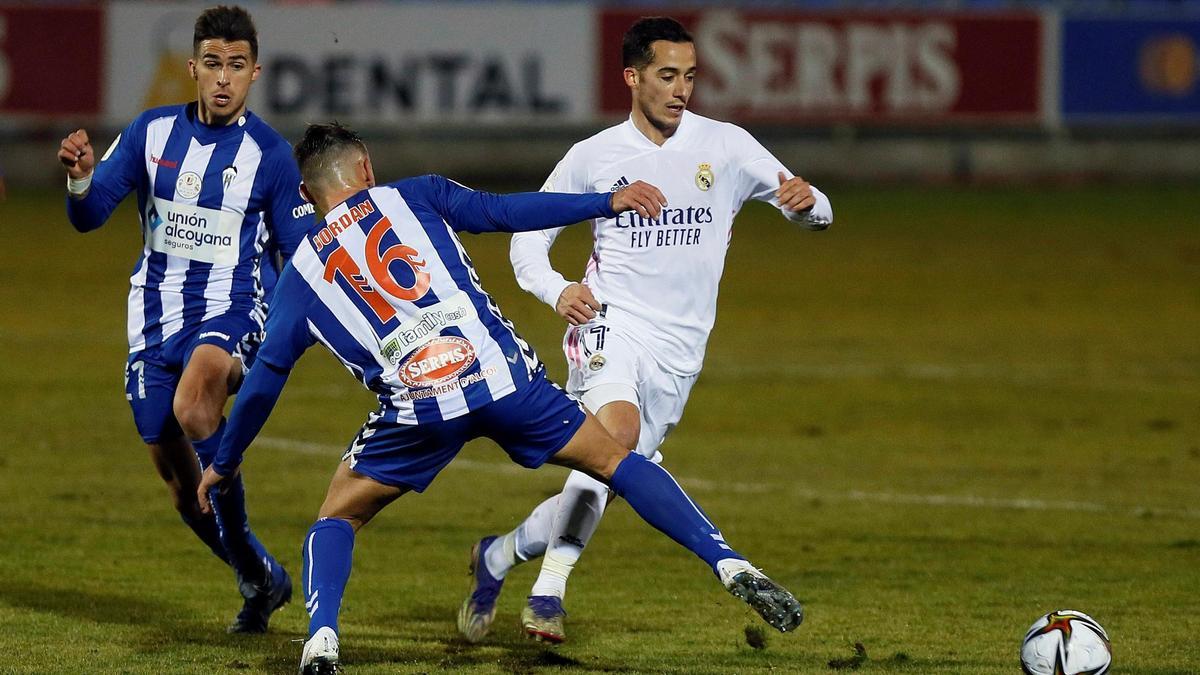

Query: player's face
<box><xmin>189</xmin><ymin>39</ymin><xmax>260</xmax><ymax>126</ymax></box>
<box><xmin>628</xmin><ymin>40</ymin><xmax>696</xmax><ymax>135</ymax></box>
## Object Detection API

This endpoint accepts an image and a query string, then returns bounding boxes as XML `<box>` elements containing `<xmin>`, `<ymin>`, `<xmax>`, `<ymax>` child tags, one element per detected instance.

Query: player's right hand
<box><xmin>58</xmin><ymin>129</ymin><xmax>95</xmax><ymax>179</ymax></box>
<box><xmin>557</xmin><ymin>282</ymin><xmax>601</xmax><ymax>326</ymax></box>
<box><xmin>197</xmin><ymin>464</ymin><xmax>237</xmax><ymax>515</ymax></box>
<box><xmin>610</xmin><ymin>180</ymin><xmax>666</xmax><ymax>219</ymax></box>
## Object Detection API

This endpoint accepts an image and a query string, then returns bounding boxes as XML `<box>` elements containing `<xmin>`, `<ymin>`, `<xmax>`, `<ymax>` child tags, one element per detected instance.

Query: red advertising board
<box><xmin>600</xmin><ymin>9</ymin><xmax>1045</xmax><ymax>125</ymax></box>
<box><xmin>0</xmin><ymin>5</ymin><xmax>103</xmax><ymax>116</ymax></box>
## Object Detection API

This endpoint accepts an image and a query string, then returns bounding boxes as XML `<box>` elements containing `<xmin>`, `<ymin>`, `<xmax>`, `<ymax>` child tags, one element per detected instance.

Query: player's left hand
<box><xmin>610</xmin><ymin>180</ymin><xmax>667</xmax><ymax>219</ymax></box>
<box><xmin>197</xmin><ymin>464</ymin><xmax>237</xmax><ymax>515</ymax></box>
<box><xmin>776</xmin><ymin>172</ymin><xmax>816</xmax><ymax>213</ymax></box>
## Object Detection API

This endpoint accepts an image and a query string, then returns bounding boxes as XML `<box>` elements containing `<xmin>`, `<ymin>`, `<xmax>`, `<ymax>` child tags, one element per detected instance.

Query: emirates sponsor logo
<box><xmin>397</xmin><ymin>336</ymin><xmax>477</xmax><ymax>389</ymax></box>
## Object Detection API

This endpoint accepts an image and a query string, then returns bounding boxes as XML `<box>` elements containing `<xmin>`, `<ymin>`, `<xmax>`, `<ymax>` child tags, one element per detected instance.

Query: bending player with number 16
<box><xmin>195</xmin><ymin>123</ymin><xmax>803</xmax><ymax>674</ymax></box>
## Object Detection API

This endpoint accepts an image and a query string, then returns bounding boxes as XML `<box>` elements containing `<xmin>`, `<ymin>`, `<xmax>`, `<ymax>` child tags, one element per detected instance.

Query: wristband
<box><xmin>67</xmin><ymin>172</ymin><xmax>93</xmax><ymax>197</ymax></box>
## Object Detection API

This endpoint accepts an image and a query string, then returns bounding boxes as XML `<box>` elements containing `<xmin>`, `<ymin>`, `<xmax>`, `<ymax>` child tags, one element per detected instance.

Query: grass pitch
<box><xmin>0</xmin><ymin>185</ymin><xmax>1197</xmax><ymax>673</ymax></box>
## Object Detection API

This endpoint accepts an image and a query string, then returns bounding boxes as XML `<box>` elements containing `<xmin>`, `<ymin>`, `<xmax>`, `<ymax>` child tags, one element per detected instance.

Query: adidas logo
<box><xmin>558</xmin><ymin>534</ymin><xmax>586</xmax><ymax>547</ymax></box>
<box><xmin>609</xmin><ymin>176</ymin><xmax>630</xmax><ymax>192</ymax></box>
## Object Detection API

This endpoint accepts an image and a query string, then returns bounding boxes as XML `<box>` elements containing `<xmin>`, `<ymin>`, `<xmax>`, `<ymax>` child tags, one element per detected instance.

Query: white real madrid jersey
<box><xmin>510</xmin><ymin>111</ymin><xmax>833</xmax><ymax>375</ymax></box>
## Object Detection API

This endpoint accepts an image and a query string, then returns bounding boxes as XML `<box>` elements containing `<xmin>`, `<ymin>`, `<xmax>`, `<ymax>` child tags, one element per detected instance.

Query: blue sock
<box><xmin>194</xmin><ymin>418</ymin><xmax>271</xmax><ymax>586</ymax></box>
<box><xmin>180</xmin><ymin>510</ymin><xmax>229</xmax><ymax>563</ymax></box>
<box><xmin>609</xmin><ymin>453</ymin><xmax>745</xmax><ymax>574</ymax></box>
<box><xmin>303</xmin><ymin>518</ymin><xmax>355</xmax><ymax>637</ymax></box>
<box><xmin>190</xmin><ymin>417</ymin><xmax>222</xmax><ymax>467</ymax></box>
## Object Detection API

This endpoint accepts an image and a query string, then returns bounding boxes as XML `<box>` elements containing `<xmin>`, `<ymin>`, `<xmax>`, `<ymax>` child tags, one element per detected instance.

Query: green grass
<box><xmin>1</xmin><ymin>185</ymin><xmax>1197</xmax><ymax>673</ymax></box>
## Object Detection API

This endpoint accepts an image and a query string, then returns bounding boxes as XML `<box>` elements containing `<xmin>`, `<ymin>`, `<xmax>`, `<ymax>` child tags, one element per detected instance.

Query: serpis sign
<box><xmin>599</xmin><ymin>8</ymin><xmax>1046</xmax><ymax>125</ymax></box>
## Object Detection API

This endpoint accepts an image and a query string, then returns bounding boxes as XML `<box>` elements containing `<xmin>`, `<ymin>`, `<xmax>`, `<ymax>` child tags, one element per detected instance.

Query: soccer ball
<box><xmin>1021</xmin><ymin>609</ymin><xmax>1111</xmax><ymax>675</ymax></box>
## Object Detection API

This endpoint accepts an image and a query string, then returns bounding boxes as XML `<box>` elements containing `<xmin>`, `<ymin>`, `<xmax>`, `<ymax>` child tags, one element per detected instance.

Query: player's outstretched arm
<box><xmin>198</xmin><ymin>264</ymin><xmax>315</xmax><ymax>510</ymax></box>
<box><xmin>197</xmin><ymin>360</ymin><xmax>292</xmax><ymax>513</ymax></box>
<box><xmin>60</xmin><ymin>125</ymin><xmax>139</xmax><ymax>232</ymax></box>
<box><xmin>424</xmin><ymin>175</ymin><xmax>665</xmax><ymax>234</ymax></box>
<box><xmin>609</xmin><ymin>180</ymin><xmax>668</xmax><ymax>219</ymax></box>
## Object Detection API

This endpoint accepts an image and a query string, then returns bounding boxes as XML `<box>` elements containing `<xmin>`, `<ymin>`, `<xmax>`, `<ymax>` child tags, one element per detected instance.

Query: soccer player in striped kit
<box><xmin>195</xmin><ymin>123</ymin><xmax>803</xmax><ymax>674</ymax></box>
<box><xmin>57</xmin><ymin>6</ymin><xmax>308</xmax><ymax>632</ymax></box>
<box><xmin>459</xmin><ymin>17</ymin><xmax>834</xmax><ymax>643</ymax></box>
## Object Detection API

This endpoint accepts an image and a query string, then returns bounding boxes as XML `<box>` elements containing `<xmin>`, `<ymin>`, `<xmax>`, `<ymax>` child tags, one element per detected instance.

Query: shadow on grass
<box><xmin>0</xmin><ymin>578</ymin><xmax>209</xmax><ymax>632</ymax></box>
<box><xmin>0</xmin><ymin>576</ymin><xmax>308</xmax><ymax>672</ymax></box>
<box><xmin>0</xmin><ymin>579</ymin><xmax>636</xmax><ymax>672</ymax></box>
<box><xmin>334</xmin><ymin>639</ymin><xmax>637</xmax><ymax>674</ymax></box>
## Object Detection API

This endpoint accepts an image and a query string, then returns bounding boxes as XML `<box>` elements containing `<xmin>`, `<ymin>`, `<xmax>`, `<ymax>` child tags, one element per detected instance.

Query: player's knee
<box><xmin>173</xmin><ymin>400</ymin><xmax>219</xmax><ymax>440</ymax></box>
<box><xmin>587</xmin><ymin>444</ymin><xmax>629</xmax><ymax>482</ymax></box>
<box><xmin>595</xmin><ymin>401</ymin><xmax>640</xmax><ymax>451</ymax></box>
<box><xmin>609</xmin><ymin>423</ymin><xmax>639</xmax><ymax>451</ymax></box>
<box><xmin>169</xmin><ymin>484</ymin><xmax>202</xmax><ymax>517</ymax></box>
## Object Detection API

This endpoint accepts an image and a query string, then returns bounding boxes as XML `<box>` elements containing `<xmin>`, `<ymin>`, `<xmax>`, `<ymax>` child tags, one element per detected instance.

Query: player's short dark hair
<box><xmin>622</xmin><ymin>17</ymin><xmax>693</xmax><ymax>69</ymax></box>
<box><xmin>194</xmin><ymin>6</ymin><xmax>258</xmax><ymax>60</ymax></box>
<box><xmin>294</xmin><ymin>122</ymin><xmax>367</xmax><ymax>184</ymax></box>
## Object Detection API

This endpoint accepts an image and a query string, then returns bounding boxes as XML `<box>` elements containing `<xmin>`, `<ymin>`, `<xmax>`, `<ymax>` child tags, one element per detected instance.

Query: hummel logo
<box><xmin>609</xmin><ymin>176</ymin><xmax>630</xmax><ymax>192</ymax></box>
<box><xmin>506</xmin><ymin>351</ymin><xmax>520</xmax><ymax>364</ymax></box>
<box><xmin>198</xmin><ymin>331</ymin><xmax>231</xmax><ymax>341</ymax></box>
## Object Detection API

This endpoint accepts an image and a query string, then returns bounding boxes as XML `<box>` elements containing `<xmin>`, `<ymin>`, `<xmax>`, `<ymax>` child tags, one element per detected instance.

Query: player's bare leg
<box><xmin>316</xmin><ymin>460</ymin><xmax>407</xmax><ymax>530</ymax></box>
<box><xmin>177</xmin><ymin>343</ymin><xmax>291</xmax><ymax>632</ymax></box>
<box><xmin>301</xmin><ymin>462</ymin><xmax>408</xmax><ymax>674</ymax></box>
<box><xmin>518</xmin><ymin>400</ymin><xmax>638</xmax><ymax>642</ymax></box>
<box><xmin>147</xmin><ymin>434</ymin><xmax>228</xmax><ymax>561</ymax></box>
<box><xmin>547</xmin><ymin>413</ymin><xmax>805</xmax><ymax>634</ymax></box>
<box><xmin>174</xmin><ymin>344</ymin><xmax>238</xmax><ymax>440</ymax></box>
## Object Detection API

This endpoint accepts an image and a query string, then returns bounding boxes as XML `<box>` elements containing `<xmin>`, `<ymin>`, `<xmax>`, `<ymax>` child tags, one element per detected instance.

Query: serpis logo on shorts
<box><xmin>397</xmin><ymin>336</ymin><xmax>477</xmax><ymax>389</ymax></box>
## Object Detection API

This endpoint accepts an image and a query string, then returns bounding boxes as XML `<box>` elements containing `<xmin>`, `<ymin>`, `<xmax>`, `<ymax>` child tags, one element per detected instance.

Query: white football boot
<box><xmin>717</xmin><ymin>559</ymin><xmax>804</xmax><ymax>632</ymax></box>
<box><xmin>299</xmin><ymin>626</ymin><xmax>340</xmax><ymax>674</ymax></box>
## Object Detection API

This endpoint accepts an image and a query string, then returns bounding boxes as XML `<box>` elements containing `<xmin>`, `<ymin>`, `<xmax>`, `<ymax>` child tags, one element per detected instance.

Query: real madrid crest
<box><xmin>695</xmin><ymin>163</ymin><xmax>714</xmax><ymax>191</ymax></box>
<box><xmin>588</xmin><ymin>354</ymin><xmax>607</xmax><ymax>372</ymax></box>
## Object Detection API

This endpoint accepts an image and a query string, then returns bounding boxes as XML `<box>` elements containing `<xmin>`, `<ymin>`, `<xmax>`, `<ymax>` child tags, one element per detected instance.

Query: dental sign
<box><xmin>105</xmin><ymin>2</ymin><xmax>595</xmax><ymax>126</ymax></box>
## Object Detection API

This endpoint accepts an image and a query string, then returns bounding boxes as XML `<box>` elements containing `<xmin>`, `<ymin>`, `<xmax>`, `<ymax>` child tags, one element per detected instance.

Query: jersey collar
<box><xmin>185</xmin><ymin>102</ymin><xmax>258</xmax><ymax>144</ymax></box>
<box><xmin>624</xmin><ymin>110</ymin><xmax>693</xmax><ymax>150</ymax></box>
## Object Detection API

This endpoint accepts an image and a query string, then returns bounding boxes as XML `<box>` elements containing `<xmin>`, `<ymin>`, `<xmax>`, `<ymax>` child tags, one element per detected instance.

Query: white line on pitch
<box><xmin>255</xmin><ymin>436</ymin><xmax>1200</xmax><ymax>521</ymax></box>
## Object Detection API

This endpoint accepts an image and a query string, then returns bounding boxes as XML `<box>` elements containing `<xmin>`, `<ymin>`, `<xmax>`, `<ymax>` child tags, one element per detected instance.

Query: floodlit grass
<box><xmin>1</xmin><ymin>185</ymin><xmax>1197</xmax><ymax>673</ymax></box>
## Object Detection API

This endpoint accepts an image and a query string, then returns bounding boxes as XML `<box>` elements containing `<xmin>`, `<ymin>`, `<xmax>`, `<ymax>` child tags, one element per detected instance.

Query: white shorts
<box><xmin>562</xmin><ymin>314</ymin><xmax>697</xmax><ymax>461</ymax></box>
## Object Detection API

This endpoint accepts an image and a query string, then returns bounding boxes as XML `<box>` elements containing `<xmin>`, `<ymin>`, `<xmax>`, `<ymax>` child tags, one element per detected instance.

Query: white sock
<box><xmin>484</xmin><ymin>494</ymin><xmax>559</xmax><ymax>579</ymax></box>
<box><xmin>529</xmin><ymin>470</ymin><xmax>611</xmax><ymax>599</ymax></box>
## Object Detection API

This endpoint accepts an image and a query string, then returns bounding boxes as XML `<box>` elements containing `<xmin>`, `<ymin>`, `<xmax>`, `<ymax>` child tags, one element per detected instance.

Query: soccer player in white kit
<box><xmin>457</xmin><ymin>17</ymin><xmax>833</xmax><ymax>643</ymax></box>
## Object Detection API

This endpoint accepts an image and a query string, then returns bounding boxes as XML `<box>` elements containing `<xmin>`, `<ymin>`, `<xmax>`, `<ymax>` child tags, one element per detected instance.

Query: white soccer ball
<box><xmin>1021</xmin><ymin>609</ymin><xmax>1111</xmax><ymax>675</ymax></box>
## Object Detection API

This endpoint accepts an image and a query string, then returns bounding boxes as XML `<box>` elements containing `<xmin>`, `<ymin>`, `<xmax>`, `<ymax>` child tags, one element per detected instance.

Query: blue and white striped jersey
<box><xmin>66</xmin><ymin>103</ymin><xmax>314</xmax><ymax>352</ymax></box>
<box><xmin>251</xmin><ymin>175</ymin><xmax>616</xmax><ymax>426</ymax></box>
